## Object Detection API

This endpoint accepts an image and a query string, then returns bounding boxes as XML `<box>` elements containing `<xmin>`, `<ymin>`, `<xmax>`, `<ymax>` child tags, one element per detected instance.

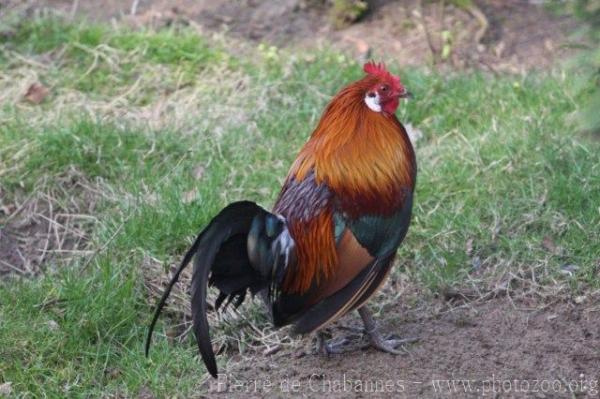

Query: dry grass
<box><xmin>0</xmin><ymin>168</ymin><xmax>106</xmax><ymax>276</ymax></box>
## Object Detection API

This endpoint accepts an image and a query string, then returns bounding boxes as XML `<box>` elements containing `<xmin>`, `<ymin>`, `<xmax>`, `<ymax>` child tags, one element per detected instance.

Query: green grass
<box><xmin>1</xmin><ymin>15</ymin><xmax>599</xmax><ymax>397</ymax></box>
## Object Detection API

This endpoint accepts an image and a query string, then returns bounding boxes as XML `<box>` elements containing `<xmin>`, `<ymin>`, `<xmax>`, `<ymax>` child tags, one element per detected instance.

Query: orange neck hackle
<box><xmin>290</xmin><ymin>75</ymin><xmax>415</xmax><ymax>214</ymax></box>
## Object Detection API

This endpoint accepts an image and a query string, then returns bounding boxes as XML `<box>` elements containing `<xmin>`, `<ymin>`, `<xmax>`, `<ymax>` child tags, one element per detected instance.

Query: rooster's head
<box><xmin>363</xmin><ymin>61</ymin><xmax>411</xmax><ymax>115</ymax></box>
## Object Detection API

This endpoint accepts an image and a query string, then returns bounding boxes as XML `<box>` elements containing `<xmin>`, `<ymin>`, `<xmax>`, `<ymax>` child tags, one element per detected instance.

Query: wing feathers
<box><xmin>291</xmin><ymin>259</ymin><xmax>380</xmax><ymax>334</ymax></box>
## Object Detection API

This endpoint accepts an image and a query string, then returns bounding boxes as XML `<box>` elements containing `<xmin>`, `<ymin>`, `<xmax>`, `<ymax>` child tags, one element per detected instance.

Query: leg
<box><xmin>358</xmin><ymin>306</ymin><xmax>419</xmax><ymax>354</ymax></box>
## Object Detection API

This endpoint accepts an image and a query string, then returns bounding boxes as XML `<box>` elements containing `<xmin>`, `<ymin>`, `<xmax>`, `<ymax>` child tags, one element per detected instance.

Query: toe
<box><xmin>317</xmin><ymin>335</ymin><xmax>354</xmax><ymax>356</ymax></box>
<box><xmin>387</xmin><ymin>337</ymin><xmax>420</xmax><ymax>346</ymax></box>
<box><xmin>365</xmin><ymin>332</ymin><xmax>420</xmax><ymax>354</ymax></box>
<box><xmin>374</xmin><ymin>341</ymin><xmax>402</xmax><ymax>355</ymax></box>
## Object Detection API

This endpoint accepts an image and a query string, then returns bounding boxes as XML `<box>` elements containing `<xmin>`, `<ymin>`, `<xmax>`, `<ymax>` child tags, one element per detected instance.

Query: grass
<box><xmin>1</xmin><ymin>14</ymin><xmax>599</xmax><ymax>397</ymax></box>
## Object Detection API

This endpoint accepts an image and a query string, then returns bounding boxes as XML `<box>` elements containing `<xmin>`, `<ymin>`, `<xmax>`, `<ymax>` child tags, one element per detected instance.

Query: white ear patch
<box><xmin>364</xmin><ymin>92</ymin><xmax>382</xmax><ymax>112</ymax></box>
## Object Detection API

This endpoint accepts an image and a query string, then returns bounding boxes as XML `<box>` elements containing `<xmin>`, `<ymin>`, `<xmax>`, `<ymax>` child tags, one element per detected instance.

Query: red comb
<box><xmin>363</xmin><ymin>61</ymin><xmax>401</xmax><ymax>89</ymax></box>
<box><xmin>363</xmin><ymin>61</ymin><xmax>389</xmax><ymax>77</ymax></box>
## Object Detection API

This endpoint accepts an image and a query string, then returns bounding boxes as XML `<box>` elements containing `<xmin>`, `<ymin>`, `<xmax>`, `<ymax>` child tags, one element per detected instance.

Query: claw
<box><xmin>358</xmin><ymin>306</ymin><xmax>419</xmax><ymax>354</ymax></box>
<box><xmin>317</xmin><ymin>332</ymin><xmax>352</xmax><ymax>355</ymax></box>
<box><xmin>364</xmin><ymin>333</ymin><xmax>420</xmax><ymax>354</ymax></box>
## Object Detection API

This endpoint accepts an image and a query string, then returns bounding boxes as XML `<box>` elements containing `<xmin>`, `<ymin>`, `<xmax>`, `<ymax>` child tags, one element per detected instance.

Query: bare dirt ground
<box><xmin>1</xmin><ymin>2</ymin><xmax>597</xmax><ymax>398</ymax></box>
<box><xmin>10</xmin><ymin>0</ymin><xmax>577</xmax><ymax>72</ymax></box>
<box><xmin>204</xmin><ymin>297</ymin><xmax>600</xmax><ymax>398</ymax></box>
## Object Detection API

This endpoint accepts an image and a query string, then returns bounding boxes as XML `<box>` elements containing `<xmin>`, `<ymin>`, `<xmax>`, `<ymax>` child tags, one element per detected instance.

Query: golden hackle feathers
<box><xmin>291</xmin><ymin>78</ymin><xmax>414</xmax><ymax>210</ymax></box>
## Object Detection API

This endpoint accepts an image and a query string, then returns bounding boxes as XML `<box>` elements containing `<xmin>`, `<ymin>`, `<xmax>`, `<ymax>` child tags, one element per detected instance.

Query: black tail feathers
<box><xmin>145</xmin><ymin>201</ymin><xmax>291</xmax><ymax>378</ymax></box>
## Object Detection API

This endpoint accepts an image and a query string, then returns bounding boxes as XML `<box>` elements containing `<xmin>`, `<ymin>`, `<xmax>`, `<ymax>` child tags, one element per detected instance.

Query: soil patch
<box><xmin>8</xmin><ymin>0</ymin><xmax>579</xmax><ymax>73</ymax></box>
<box><xmin>0</xmin><ymin>171</ymin><xmax>98</xmax><ymax>277</ymax></box>
<box><xmin>205</xmin><ymin>296</ymin><xmax>600</xmax><ymax>398</ymax></box>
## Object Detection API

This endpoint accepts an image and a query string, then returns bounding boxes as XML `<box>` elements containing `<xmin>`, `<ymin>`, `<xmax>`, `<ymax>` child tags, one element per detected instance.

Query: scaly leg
<box><xmin>358</xmin><ymin>306</ymin><xmax>419</xmax><ymax>354</ymax></box>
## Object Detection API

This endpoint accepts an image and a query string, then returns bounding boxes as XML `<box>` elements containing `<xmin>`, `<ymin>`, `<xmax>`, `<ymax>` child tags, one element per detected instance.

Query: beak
<box><xmin>399</xmin><ymin>90</ymin><xmax>413</xmax><ymax>99</ymax></box>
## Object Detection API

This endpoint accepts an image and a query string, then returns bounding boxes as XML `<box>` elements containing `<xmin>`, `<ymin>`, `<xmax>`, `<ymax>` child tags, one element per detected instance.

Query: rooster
<box><xmin>146</xmin><ymin>61</ymin><xmax>416</xmax><ymax>378</ymax></box>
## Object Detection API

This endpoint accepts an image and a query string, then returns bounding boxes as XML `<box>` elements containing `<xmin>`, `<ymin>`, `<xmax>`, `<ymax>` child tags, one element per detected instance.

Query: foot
<box><xmin>316</xmin><ymin>331</ymin><xmax>358</xmax><ymax>355</ymax></box>
<box><xmin>358</xmin><ymin>306</ymin><xmax>419</xmax><ymax>355</ymax></box>
<box><xmin>363</xmin><ymin>330</ymin><xmax>419</xmax><ymax>354</ymax></box>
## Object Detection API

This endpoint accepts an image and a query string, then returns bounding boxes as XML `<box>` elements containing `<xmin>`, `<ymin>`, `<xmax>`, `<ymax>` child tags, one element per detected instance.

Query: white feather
<box><xmin>271</xmin><ymin>216</ymin><xmax>295</xmax><ymax>272</ymax></box>
<box><xmin>364</xmin><ymin>92</ymin><xmax>382</xmax><ymax>112</ymax></box>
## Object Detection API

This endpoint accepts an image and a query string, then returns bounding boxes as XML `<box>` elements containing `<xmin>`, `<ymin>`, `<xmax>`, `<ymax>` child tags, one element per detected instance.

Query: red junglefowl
<box><xmin>146</xmin><ymin>61</ymin><xmax>416</xmax><ymax>378</ymax></box>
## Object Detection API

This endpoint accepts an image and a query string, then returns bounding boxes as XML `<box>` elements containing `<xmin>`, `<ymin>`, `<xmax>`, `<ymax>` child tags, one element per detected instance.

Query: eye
<box><xmin>380</xmin><ymin>84</ymin><xmax>389</xmax><ymax>93</ymax></box>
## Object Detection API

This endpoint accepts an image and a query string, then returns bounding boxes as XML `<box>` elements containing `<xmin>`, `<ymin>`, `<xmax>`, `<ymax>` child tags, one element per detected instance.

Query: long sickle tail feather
<box><xmin>145</xmin><ymin>226</ymin><xmax>203</xmax><ymax>358</ymax></box>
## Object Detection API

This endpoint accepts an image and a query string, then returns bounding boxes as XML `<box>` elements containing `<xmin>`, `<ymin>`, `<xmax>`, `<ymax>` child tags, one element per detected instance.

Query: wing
<box><xmin>290</xmin><ymin>190</ymin><xmax>413</xmax><ymax>334</ymax></box>
<box><xmin>271</xmin><ymin>179</ymin><xmax>413</xmax><ymax>334</ymax></box>
<box><xmin>344</xmin><ymin>188</ymin><xmax>413</xmax><ymax>310</ymax></box>
<box><xmin>344</xmin><ymin>188</ymin><xmax>413</xmax><ymax>259</ymax></box>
